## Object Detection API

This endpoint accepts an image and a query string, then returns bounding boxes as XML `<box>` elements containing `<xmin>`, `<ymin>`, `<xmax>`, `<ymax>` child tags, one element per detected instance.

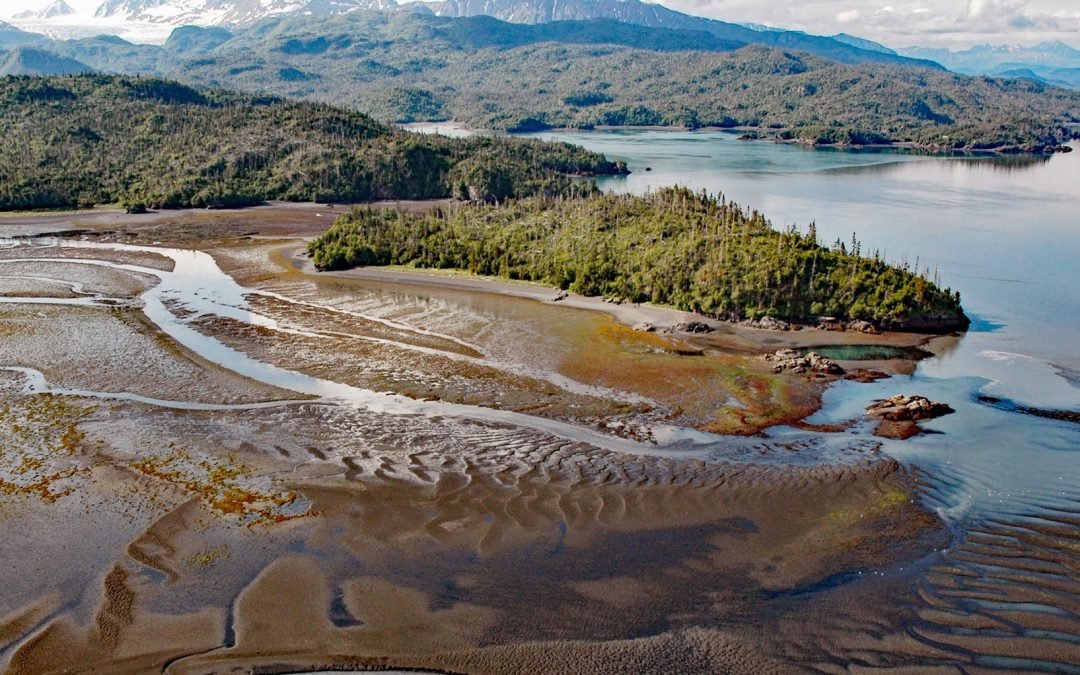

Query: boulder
<box><xmin>844</xmin><ymin>369</ymin><xmax>890</xmax><ymax>383</ymax></box>
<box><xmin>847</xmin><ymin>319</ymin><xmax>880</xmax><ymax>334</ymax></box>
<box><xmin>866</xmin><ymin>395</ymin><xmax>954</xmax><ymax>422</ymax></box>
<box><xmin>671</xmin><ymin>321</ymin><xmax>714</xmax><ymax>334</ymax></box>
<box><xmin>742</xmin><ymin>317</ymin><xmax>791</xmax><ymax>331</ymax></box>
<box><xmin>764</xmin><ymin>349</ymin><xmax>843</xmax><ymax>375</ymax></box>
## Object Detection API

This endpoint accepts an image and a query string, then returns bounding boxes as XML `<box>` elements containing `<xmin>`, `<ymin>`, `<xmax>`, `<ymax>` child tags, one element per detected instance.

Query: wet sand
<box><xmin>4</xmin><ymin>219</ymin><xmax>1072</xmax><ymax>673</ymax></box>
<box><xmin>1</xmin><ymin>382</ymin><xmax>943</xmax><ymax>674</ymax></box>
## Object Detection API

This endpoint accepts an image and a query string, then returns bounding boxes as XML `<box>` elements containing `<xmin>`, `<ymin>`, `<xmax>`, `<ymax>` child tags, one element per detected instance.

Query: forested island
<box><xmin>308</xmin><ymin>188</ymin><xmax>969</xmax><ymax>331</ymax></box>
<box><xmin>0</xmin><ymin>74</ymin><xmax>625</xmax><ymax>211</ymax></box>
<box><xmin>7</xmin><ymin>12</ymin><xmax>1080</xmax><ymax>153</ymax></box>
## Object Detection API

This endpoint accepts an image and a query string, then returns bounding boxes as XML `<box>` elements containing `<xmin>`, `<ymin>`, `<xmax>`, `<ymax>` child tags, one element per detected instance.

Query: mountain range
<box><xmin>1</xmin><ymin>9</ymin><xmax>1075</xmax><ymax>154</ymax></box>
<box><xmin>91</xmin><ymin>0</ymin><xmax>397</xmax><ymax>24</ymax></box>
<box><xmin>2</xmin><ymin>0</ymin><xmax>938</xmax><ymax>68</ymax></box>
<box><xmin>900</xmin><ymin>42</ymin><xmax>1080</xmax><ymax>74</ymax></box>
<box><xmin>898</xmin><ymin>41</ymin><xmax>1080</xmax><ymax>90</ymax></box>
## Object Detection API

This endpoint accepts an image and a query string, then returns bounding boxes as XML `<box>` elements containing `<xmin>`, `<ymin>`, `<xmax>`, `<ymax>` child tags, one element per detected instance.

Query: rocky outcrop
<box><xmin>741</xmin><ymin>317</ymin><xmax>791</xmax><ymax>331</ymax></box>
<box><xmin>764</xmin><ymin>349</ymin><xmax>843</xmax><ymax>375</ymax></box>
<box><xmin>846</xmin><ymin>319</ymin><xmax>879</xmax><ymax>334</ymax></box>
<box><xmin>844</xmin><ymin>369</ymin><xmax>890</xmax><ymax>383</ymax></box>
<box><xmin>670</xmin><ymin>321</ymin><xmax>714</xmax><ymax>334</ymax></box>
<box><xmin>866</xmin><ymin>395</ymin><xmax>954</xmax><ymax>422</ymax></box>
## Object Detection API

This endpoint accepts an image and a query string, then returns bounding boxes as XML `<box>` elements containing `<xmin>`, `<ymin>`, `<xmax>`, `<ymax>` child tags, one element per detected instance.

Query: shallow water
<box><xmin>798</xmin><ymin>344</ymin><xmax>924</xmax><ymax>361</ymax></box>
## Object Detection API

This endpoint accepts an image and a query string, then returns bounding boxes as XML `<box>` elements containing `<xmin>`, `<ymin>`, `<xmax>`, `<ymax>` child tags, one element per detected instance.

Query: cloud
<box><xmin>966</xmin><ymin>0</ymin><xmax>990</xmax><ymax>18</ymax></box>
<box><xmin>658</xmin><ymin>0</ymin><xmax>1080</xmax><ymax>49</ymax></box>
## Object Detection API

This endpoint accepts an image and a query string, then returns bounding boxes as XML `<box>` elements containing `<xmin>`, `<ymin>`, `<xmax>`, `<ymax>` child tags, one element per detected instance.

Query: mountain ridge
<box><xmin>427</xmin><ymin>0</ymin><xmax>939</xmax><ymax>68</ymax></box>
<box><xmin>2</xmin><ymin>0</ymin><xmax>940</xmax><ymax>68</ymax></box>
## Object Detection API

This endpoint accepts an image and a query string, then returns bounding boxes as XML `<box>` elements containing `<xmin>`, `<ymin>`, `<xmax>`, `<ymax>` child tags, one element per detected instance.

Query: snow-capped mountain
<box><xmin>3</xmin><ymin>0</ymin><xmax>398</xmax><ymax>43</ymax></box>
<box><xmin>93</xmin><ymin>0</ymin><xmax>395</xmax><ymax>25</ymax></box>
<box><xmin>14</xmin><ymin>0</ymin><xmax>78</xmax><ymax>20</ymax></box>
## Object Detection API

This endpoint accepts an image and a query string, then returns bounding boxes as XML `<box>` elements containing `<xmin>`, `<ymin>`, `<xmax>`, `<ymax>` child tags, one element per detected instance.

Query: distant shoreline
<box><xmin>402</xmin><ymin>121</ymin><xmax>1075</xmax><ymax>155</ymax></box>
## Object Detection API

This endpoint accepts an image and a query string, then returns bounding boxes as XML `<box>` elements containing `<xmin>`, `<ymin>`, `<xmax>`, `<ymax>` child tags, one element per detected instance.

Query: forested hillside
<box><xmin>308</xmin><ymin>187</ymin><xmax>969</xmax><ymax>330</ymax></box>
<box><xmin>0</xmin><ymin>74</ymin><xmax>625</xmax><ymax>211</ymax></box>
<box><xmin>20</xmin><ymin>12</ymin><xmax>1080</xmax><ymax>152</ymax></box>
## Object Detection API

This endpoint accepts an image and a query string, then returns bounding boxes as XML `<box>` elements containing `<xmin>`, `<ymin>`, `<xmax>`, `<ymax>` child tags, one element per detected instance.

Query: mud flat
<box><xmin>0</xmin><ymin>387</ymin><xmax>944</xmax><ymax>674</ymax></box>
<box><xmin>0</xmin><ymin>200</ymin><xmax>448</xmax><ymax>241</ymax></box>
<box><xmin>0</xmin><ymin>234</ymin><xmax>997</xmax><ymax>674</ymax></box>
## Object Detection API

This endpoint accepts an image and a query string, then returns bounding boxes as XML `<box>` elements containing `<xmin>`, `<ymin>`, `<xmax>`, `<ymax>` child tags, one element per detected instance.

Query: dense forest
<box><xmin>308</xmin><ymin>187</ymin><xmax>969</xmax><ymax>330</ymax></box>
<box><xmin>0</xmin><ymin>74</ymin><xmax>625</xmax><ymax>211</ymax></box>
<box><xmin>17</xmin><ymin>12</ymin><xmax>1080</xmax><ymax>152</ymax></box>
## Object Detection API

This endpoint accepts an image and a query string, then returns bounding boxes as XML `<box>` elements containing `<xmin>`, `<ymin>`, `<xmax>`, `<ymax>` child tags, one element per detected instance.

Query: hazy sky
<box><xmin>3</xmin><ymin>0</ymin><xmax>1078</xmax><ymax>50</ymax></box>
<box><xmin>662</xmin><ymin>0</ymin><xmax>1080</xmax><ymax>48</ymax></box>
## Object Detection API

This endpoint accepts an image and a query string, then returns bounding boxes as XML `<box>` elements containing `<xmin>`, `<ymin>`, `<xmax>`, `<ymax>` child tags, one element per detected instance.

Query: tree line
<box><xmin>308</xmin><ymin>187</ymin><xmax>969</xmax><ymax>330</ymax></box>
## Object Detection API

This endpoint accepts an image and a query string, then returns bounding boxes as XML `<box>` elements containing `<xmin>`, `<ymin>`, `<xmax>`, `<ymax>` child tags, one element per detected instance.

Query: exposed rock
<box><xmin>866</xmin><ymin>395</ymin><xmax>954</xmax><ymax>422</ymax></box>
<box><xmin>764</xmin><ymin>349</ymin><xmax>843</xmax><ymax>375</ymax></box>
<box><xmin>844</xmin><ymin>369</ymin><xmax>890</xmax><ymax>383</ymax></box>
<box><xmin>671</xmin><ymin>321</ymin><xmax>714</xmax><ymax>334</ymax></box>
<box><xmin>873</xmin><ymin>420</ymin><xmax>923</xmax><ymax>439</ymax></box>
<box><xmin>741</xmin><ymin>317</ymin><xmax>791</xmax><ymax>331</ymax></box>
<box><xmin>552</xmin><ymin>289</ymin><xmax>568</xmax><ymax>302</ymax></box>
<box><xmin>847</xmin><ymin>319</ymin><xmax>880</xmax><ymax>334</ymax></box>
<box><xmin>634</xmin><ymin>322</ymin><xmax>656</xmax><ymax>332</ymax></box>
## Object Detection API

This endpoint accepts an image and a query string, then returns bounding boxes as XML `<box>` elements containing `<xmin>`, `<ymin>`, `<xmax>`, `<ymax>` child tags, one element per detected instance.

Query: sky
<box><xmin>2</xmin><ymin>0</ymin><xmax>1079</xmax><ymax>50</ymax></box>
<box><xmin>660</xmin><ymin>0</ymin><xmax>1080</xmax><ymax>48</ymax></box>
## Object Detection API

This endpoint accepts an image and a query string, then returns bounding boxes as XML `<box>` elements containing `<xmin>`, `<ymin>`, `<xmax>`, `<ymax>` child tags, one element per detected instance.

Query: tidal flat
<box><xmin>0</xmin><ymin>209</ymin><xmax>1074</xmax><ymax>673</ymax></box>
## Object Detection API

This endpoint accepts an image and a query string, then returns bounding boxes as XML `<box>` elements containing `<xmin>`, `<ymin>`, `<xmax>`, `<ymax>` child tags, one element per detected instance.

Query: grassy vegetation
<box><xmin>308</xmin><ymin>187</ymin><xmax>969</xmax><ymax>330</ymax></box>
<box><xmin>0</xmin><ymin>74</ymin><xmax>625</xmax><ymax>211</ymax></box>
